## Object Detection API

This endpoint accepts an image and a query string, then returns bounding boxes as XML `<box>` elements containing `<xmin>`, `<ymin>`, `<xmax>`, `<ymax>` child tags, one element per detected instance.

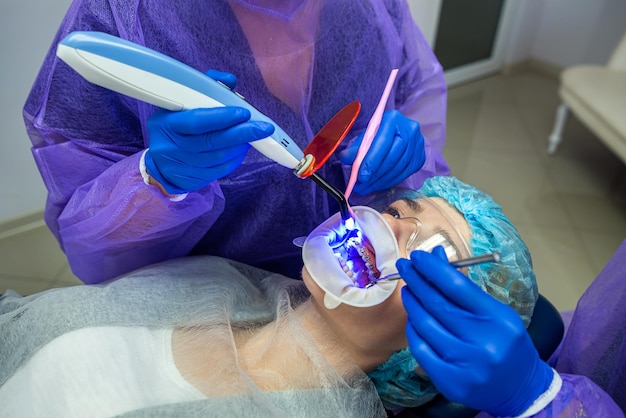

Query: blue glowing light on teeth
<box><xmin>344</xmin><ymin>216</ymin><xmax>356</xmax><ymax>231</ymax></box>
<box><xmin>331</xmin><ymin>217</ymin><xmax>375</xmax><ymax>287</ymax></box>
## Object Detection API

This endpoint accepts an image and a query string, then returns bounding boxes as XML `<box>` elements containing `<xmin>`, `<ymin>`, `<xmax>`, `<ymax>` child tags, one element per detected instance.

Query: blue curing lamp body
<box><xmin>56</xmin><ymin>31</ymin><xmax>304</xmax><ymax>169</ymax></box>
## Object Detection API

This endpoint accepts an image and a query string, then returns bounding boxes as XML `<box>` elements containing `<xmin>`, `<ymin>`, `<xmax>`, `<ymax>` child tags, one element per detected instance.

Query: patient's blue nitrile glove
<box><xmin>339</xmin><ymin>110</ymin><xmax>425</xmax><ymax>195</ymax></box>
<box><xmin>144</xmin><ymin>70</ymin><xmax>275</xmax><ymax>194</ymax></box>
<box><xmin>398</xmin><ymin>247</ymin><xmax>554</xmax><ymax>417</ymax></box>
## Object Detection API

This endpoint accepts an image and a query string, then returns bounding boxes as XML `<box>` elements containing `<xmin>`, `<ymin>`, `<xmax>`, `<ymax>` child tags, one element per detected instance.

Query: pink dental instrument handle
<box><xmin>344</xmin><ymin>68</ymin><xmax>399</xmax><ymax>200</ymax></box>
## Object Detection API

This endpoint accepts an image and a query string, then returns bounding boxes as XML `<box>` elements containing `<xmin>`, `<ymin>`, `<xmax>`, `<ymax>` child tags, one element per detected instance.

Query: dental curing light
<box><xmin>58</xmin><ymin>31</ymin><xmax>364</xmax><ymax>247</ymax></box>
<box><xmin>57</xmin><ymin>31</ymin><xmax>359</xmax><ymax>171</ymax></box>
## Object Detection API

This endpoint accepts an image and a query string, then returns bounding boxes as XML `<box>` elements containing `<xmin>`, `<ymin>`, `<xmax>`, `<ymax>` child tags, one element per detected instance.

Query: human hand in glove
<box><xmin>339</xmin><ymin>110</ymin><xmax>425</xmax><ymax>195</ymax></box>
<box><xmin>144</xmin><ymin>70</ymin><xmax>275</xmax><ymax>194</ymax></box>
<box><xmin>397</xmin><ymin>247</ymin><xmax>555</xmax><ymax>417</ymax></box>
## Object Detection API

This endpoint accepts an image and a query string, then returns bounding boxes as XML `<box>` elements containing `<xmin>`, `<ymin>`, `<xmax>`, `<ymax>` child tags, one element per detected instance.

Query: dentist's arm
<box><xmin>29</xmin><ymin>69</ymin><xmax>252</xmax><ymax>284</ymax></box>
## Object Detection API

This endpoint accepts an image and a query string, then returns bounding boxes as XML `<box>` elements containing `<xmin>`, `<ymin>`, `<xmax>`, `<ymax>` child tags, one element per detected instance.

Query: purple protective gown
<box><xmin>24</xmin><ymin>0</ymin><xmax>449</xmax><ymax>284</ymax></box>
<box><xmin>476</xmin><ymin>239</ymin><xmax>626</xmax><ymax>417</ymax></box>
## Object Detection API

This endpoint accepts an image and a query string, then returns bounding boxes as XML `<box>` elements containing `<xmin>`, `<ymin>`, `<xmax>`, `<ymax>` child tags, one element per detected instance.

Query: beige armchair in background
<box><xmin>548</xmin><ymin>32</ymin><xmax>626</xmax><ymax>164</ymax></box>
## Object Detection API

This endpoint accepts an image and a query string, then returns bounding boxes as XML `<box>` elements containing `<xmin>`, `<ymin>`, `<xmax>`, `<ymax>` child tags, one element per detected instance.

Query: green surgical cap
<box><xmin>418</xmin><ymin>176</ymin><xmax>538</xmax><ymax>325</ymax></box>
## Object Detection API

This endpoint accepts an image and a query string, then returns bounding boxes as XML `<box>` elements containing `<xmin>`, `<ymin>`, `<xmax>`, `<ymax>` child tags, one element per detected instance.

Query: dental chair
<box><xmin>392</xmin><ymin>293</ymin><xmax>565</xmax><ymax>418</ymax></box>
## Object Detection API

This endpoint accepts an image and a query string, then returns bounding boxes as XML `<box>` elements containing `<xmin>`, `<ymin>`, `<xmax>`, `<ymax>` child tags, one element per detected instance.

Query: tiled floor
<box><xmin>1</xmin><ymin>71</ymin><xmax>625</xmax><ymax>312</ymax></box>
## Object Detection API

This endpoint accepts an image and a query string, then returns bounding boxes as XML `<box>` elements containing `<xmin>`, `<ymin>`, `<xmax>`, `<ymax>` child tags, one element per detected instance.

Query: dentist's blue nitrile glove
<box><xmin>144</xmin><ymin>70</ymin><xmax>275</xmax><ymax>194</ymax></box>
<box><xmin>204</xmin><ymin>70</ymin><xmax>237</xmax><ymax>90</ymax></box>
<box><xmin>398</xmin><ymin>247</ymin><xmax>554</xmax><ymax>417</ymax></box>
<box><xmin>339</xmin><ymin>110</ymin><xmax>425</xmax><ymax>195</ymax></box>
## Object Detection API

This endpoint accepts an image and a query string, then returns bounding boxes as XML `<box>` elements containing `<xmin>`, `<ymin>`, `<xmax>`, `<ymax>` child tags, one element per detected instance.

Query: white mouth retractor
<box><xmin>302</xmin><ymin>206</ymin><xmax>400</xmax><ymax>309</ymax></box>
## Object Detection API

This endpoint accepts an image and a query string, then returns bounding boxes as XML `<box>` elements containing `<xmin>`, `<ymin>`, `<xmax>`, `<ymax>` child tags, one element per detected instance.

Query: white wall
<box><xmin>506</xmin><ymin>0</ymin><xmax>626</xmax><ymax>67</ymax></box>
<box><xmin>1</xmin><ymin>0</ymin><xmax>72</xmax><ymax>223</ymax></box>
<box><xmin>501</xmin><ymin>0</ymin><xmax>543</xmax><ymax>66</ymax></box>
<box><xmin>406</xmin><ymin>0</ymin><xmax>442</xmax><ymax>47</ymax></box>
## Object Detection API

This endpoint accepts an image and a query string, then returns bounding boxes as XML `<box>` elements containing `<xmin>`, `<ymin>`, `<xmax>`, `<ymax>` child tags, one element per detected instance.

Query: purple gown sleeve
<box><xmin>23</xmin><ymin>2</ymin><xmax>226</xmax><ymax>284</ymax></box>
<box><xmin>27</xmin><ymin>125</ymin><xmax>226</xmax><ymax>284</ymax></box>
<box><xmin>474</xmin><ymin>373</ymin><xmax>624</xmax><ymax>417</ymax></box>
<box><xmin>56</xmin><ymin>152</ymin><xmax>225</xmax><ymax>284</ymax></box>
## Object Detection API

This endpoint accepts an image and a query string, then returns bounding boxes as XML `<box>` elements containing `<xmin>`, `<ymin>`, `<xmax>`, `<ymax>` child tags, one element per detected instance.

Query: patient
<box><xmin>0</xmin><ymin>176</ymin><xmax>536</xmax><ymax>417</ymax></box>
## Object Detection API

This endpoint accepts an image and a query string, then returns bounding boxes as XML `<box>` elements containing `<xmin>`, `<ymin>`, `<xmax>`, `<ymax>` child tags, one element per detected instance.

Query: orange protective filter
<box><xmin>297</xmin><ymin>101</ymin><xmax>361</xmax><ymax>178</ymax></box>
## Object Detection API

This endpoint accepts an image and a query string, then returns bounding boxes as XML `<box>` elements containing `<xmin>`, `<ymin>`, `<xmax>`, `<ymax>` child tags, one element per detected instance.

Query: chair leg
<box><xmin>547</xmin><ymin>103</ymin><xmax>569</xmax><ymax>155</ymax></box>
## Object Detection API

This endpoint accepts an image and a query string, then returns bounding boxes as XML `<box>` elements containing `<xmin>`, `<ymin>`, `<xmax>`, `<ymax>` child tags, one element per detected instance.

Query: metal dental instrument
<box><xmin>449</xmin><ymin>252</ymin><xmax>501</xmax><ymax>268</ymax></box>
<box><xmin>368</xmin><ymin>252</ymin><xmax>501</xmax><ymax>286</ymax></box>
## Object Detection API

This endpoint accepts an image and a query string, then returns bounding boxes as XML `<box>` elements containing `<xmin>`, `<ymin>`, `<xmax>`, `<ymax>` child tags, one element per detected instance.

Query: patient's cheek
<box><xmin>302</xmin><ymin>268</ymin><xmax>323</xmax><ymax>300</ymax></box>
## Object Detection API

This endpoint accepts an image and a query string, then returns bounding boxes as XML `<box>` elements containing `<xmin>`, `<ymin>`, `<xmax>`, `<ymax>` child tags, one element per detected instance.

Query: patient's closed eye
<box><xmin>382</xmin><ymin>198</ymin><xmax>424</xmax><ymax>219</ymax></box>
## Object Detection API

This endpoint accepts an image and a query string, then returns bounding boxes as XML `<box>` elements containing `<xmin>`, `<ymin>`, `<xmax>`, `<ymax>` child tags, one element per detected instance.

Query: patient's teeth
<box><xmin>333</xmin><ymin>236</ymin><xmax>381</xmax><ymax>288</ymax></box>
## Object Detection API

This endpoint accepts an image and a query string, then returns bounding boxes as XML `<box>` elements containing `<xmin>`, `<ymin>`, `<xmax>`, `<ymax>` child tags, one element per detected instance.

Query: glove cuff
<box><xmin>489</xmin><ymin>358</ymin><xmax>555</xmax><ymax>417</ymax></box>
<box><xmin>516</xmin><ymin>368</ymin><xmax>562</xmax><ymax>418</ymax></box>
<box><xmin>140</xmin><ymin>150</ymin><xmax>188</xmax><ymax>201</ymax></box>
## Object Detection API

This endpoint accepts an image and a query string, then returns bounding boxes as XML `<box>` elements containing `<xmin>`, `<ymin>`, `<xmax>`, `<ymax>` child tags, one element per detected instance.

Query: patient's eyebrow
<box><xmin>401</xmin><ymin>198</ymin><xmax>424</xmax><ymax>215</ymax></box>
<box><xmin>438</xmin><ymin>229</ymin><xmax>463</xmax><ymax>260</ymax></box>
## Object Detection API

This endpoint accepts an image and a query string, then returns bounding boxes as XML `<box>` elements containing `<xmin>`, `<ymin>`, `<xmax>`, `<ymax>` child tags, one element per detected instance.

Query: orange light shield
<box><xmin>295</xmin><ymin>101</ymin><xmax>361</xmax><ymax>178</ymax></box>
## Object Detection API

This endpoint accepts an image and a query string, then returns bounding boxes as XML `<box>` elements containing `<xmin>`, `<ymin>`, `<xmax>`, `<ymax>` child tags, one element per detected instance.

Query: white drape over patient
<box><xmin>0</xmin><ymin>256</ymin><xmax>387</xmax><ymax>417</ymax></box>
